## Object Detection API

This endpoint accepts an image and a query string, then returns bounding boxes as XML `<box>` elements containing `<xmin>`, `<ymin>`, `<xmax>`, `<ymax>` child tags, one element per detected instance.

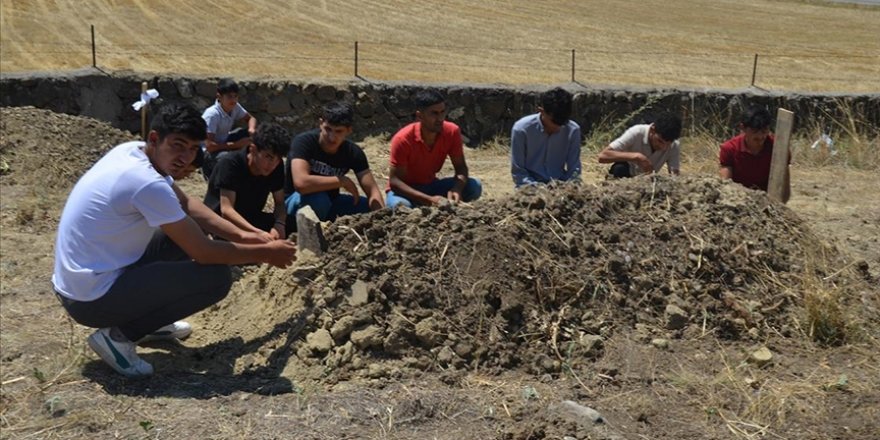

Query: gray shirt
<box><xmin>202</xmin><ymin>100</ymin><xmax>248</xmax><ymax>143</ymax></box>
<box><xmin>609</xmin><ymin>124</ymin><xmax>680</xmax><ymax>175</ymax></box>
<box><xmin>510</xmin><ymin>113</ymin><xmax>582</xmax><ymax>187</ymax></box>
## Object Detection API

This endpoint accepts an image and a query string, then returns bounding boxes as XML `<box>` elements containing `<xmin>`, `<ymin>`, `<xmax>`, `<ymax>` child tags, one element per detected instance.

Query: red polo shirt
<box><xmin>388</xmin><ymin>121</ymin><xmax>464</xmax><ymax>188</ymax></box>
<box><xmin>719</xmin><ymin>133</ymin><xmax>781</xmax><ymax>192</ymax></box>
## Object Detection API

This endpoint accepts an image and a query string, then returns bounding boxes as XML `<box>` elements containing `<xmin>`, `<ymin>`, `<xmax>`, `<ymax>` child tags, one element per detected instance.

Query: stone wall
<box><xmin>2</xmin><ymin>68</ymin><xmax>878</xmax><ymax>145</ymax></box>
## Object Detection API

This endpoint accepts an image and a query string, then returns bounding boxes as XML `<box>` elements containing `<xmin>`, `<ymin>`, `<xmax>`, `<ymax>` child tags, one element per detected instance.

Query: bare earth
<box><xmin>1</xmin><ymin>107</ymin><xmax>878</xmax><ymax>439</ymax></box>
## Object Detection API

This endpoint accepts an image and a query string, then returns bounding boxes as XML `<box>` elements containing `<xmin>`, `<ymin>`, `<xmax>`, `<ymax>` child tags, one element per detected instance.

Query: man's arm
<box><xmin>598</xmin><ymin>146</ymin><xmax>652</xmax><ymax>172</ymax></box>
<box><xmin>510</xmin><ymin>127</ymin><xmax>535</xmax><ymax>187</ymax></box>
<box><xmin>388</xmin><ymin>165</ymin><xmax>439</xmax><ymax>206</ymax></box>
<box><xmin>218</xmin><ymin>189</ymin><xmax>272</xmax><ymax>239</ymax></box>
<box><xmin>448</xmin><ymin>154</ymin><xmax>469</xmax><ymax>202</ymax></box>
<box><xmin>242</xmin><ymin>113</ymin><xmax>257</xmax><ymax>137</ymax></box>
<box><xmin>356</xmin><ymin>170</ymin><xmax>386</xmax><ymax>211</ymax></box>
<box><xmin>172</xmin><ymin>183</ymin><xmax>270</xmax><ymax>243</ymax></box>
<box><xmin>204</xmin><ymin>132</ymin><xmax>251</xmax><ymax>154</ymax></box>
<box><xmin>290</xmin><ymin>158</ymin><xmax>358</xmax><ymax>196</ymax></box>
<box><xmin>160</xmin><ymin>216</ymin><xmax>295</xmax><ymax>268</ymax></box>
<box><xmin>719</xmin><ymin>166</ymin><xmax>733</xmax><ymax>179</ymax></box>
<box><xmin>561</xmin><ymin>126</ymin><xmax>583</xmax><ymax>182</ymax></box>
<box><xmin>271</xmin><ymin>189</ymin><xmax>287</xmax><ymax>238</ymax></box>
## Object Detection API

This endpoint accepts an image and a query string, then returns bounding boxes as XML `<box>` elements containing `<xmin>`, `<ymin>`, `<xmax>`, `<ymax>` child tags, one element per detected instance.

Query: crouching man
<box><xmin>52</xmin><ymin>103</ymin><xmax>296</xmax><ymax>378</ymax></box>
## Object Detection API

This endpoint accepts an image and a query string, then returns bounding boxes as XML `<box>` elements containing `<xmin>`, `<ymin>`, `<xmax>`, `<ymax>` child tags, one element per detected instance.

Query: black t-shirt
<box><xmin>204</xmin><ymin>148</ymin><xmax>284</xmax><ymax>217</ymax></box>
<box><xmin>284</xmin><ymin>129</ymin><xmax>370</xmax><ymax>197</ymax></box>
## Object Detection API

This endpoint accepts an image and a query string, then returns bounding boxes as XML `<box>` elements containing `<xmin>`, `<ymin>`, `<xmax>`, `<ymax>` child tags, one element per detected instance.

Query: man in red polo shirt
<box><xmin>386</xmin><ymin>89</ymin><xmax>482</xmax><ymax>208</ymax></box>
<box><xmin>719</xmin><ymin>106</ymin><xmax>791</xmax><ymax>203</ymax></box>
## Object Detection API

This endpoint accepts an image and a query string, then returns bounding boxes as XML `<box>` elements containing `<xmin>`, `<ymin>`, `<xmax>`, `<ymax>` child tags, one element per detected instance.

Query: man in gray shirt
<box><xmin>510</xmin><ymin>88</ymin><xmax>582</xmax><ymax>187</ymax></box>
<box><xmin>201</xmin><ymin>78</ymin><xmax>258</xmax><ymax>179</ymax></box>
<box><xmin>599</xmin><ymin>113</ymin><xmax>682</xmax><ymax>177</ymax></box>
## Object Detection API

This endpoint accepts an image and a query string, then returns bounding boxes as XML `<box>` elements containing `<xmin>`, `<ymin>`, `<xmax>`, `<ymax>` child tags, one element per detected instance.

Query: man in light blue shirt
<box><xmin>511</xmin><ymin>88</ymin><xmax>582</xmax><ymax>187</ymax></box>
<box><xmin>201</xmin><ymin>78</ymin><xmax>257</xmax><ymax>179</ymax></box>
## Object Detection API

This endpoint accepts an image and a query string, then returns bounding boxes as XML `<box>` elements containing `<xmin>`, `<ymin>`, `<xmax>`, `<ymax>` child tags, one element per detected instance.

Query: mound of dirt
<box><xmin>0</xmin><ymin>106</ymin><xmax>137</xmax><ymax>189</ymax></box>
<box><xmin>217</xmin><ymin>176</ymin><xmax>862</xmax><ymax>383</ymax></box>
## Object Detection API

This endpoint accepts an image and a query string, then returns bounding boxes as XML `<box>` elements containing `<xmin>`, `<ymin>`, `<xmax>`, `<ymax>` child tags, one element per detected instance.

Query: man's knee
<box><xmin>386</xmin><ymin>192</ymin><xmax>413</xmax><ymax>209</ymax></box>
<box><xmin>287</xmin><ymin>192</ymin><xmax>333</xmax><ymax>221</ymax></box>
<box><xmin>609</xmin><ymin>162</ymin><xmax>632</xmax><ymax>179</ymax></box>
<box><xmin>463</xmin><ymin>178</ymin><xmax>482</xmax><ymax>202</ymax></box>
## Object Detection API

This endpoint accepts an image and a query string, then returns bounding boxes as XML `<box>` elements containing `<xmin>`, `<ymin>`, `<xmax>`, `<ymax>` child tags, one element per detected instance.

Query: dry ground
<box><xmin>1</xmin><ymin>0</ymin><xmax>879</xmax><ymax>92</ymax></box>
<box><xmin>1</xmin><ymin>106</ymin><xmax>879</xmax><ymax>439</ymax></box>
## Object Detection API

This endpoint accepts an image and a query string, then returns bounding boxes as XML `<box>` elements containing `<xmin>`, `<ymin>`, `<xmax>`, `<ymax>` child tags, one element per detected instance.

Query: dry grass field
<box><xmin>1</xmin><ymin>0</ymin><xmax>879</xmax><ymax>92</ymax></box>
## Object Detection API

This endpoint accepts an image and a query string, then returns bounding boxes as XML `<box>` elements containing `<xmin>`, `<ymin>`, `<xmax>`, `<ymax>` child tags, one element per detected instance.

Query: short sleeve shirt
<box><xmin>52</xmin><ymin>142</ymin><xmax>185</xmax><ymax>301</ymax></box>
<box><xmin>389</xmin><ymin>121</ymin><xmax>464</xmax><ymax>187</ymax></box>
<box><xmin>719</xmin><ymin>133</ymin><xmax>778</xmax><ymax>191</ymax></box>
<box><xmin>609</xmin><ymin>124</ymin><xmax>680</xmax><ymax>175</ymax></box>
<box><xmin>202</xmin><ymin>100</ymin><xmax>248</xmax><ymax>143</ymax></box>
<box><xmin>284</xmin><ymin>129</ymin><xmax>369</xmax><ymax>197</ymax></box>
<box><xmin>204</xmin><ymin>148</ymin><xmax>284</xmax><ymax>217</ymax></box>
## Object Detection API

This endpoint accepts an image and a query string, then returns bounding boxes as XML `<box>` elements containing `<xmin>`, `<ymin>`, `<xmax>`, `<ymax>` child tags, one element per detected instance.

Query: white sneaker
<box><xmin>87</xmin><ymin>328</ymin><xmax>154</xmax><ymax>377</ymax></box>
<box><xmin>138</xmin><ymin>321</ymin><xmax>193</xmax><ymax>344</ymax></box>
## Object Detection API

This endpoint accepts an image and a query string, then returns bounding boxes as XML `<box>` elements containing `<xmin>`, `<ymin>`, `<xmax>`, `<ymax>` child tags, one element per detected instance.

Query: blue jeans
<box><xmin>285</xmin><ymin>191</ymin><xmax>370</xmax><ymax>223</ymax></box>
<box><xmin>386</xmin><ymin>177</ymin><xmax>482</xmax><ymax>209</ymax></box>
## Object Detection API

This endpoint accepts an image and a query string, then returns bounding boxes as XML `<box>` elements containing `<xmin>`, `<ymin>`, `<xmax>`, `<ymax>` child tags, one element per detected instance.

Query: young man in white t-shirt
<box><xmin>598</xmin><ymin>113</ymin><xmax>683</xmax><ymax>177</ymax></box>
<box><xmin>52</xmin><ymin>103</ymin><xmax>295</xmax><ymax>377</ymax></box>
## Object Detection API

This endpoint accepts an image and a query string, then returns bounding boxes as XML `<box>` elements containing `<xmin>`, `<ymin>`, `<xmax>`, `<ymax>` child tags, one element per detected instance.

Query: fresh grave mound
<box><xmin>0</xmin><ymin>106</ymin><xmax>137</xmax><ymax>189</ymax></box>
<box><xmin>273</xmin><ymin>176</ymin><xmax>861</xmax><ymax>381</ymax></box>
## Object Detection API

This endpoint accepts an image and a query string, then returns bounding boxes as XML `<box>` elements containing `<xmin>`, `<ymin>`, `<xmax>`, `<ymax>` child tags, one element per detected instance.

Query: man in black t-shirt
<box><xmin>205</xmin><ymin>123</ymin><xmax>291</xmax><ymax>240</ymax></box>
<box><xmin>284</xmin><ymin>102</ymin><xmax>384</xmax><ymax>224</ymax></box>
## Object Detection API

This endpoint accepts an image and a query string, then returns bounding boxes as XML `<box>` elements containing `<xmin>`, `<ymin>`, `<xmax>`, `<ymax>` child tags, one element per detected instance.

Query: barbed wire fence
<box><xmin>2</xmin><ymin>25</ymin><xmax>879</xmax><ymax>91</ymax></box>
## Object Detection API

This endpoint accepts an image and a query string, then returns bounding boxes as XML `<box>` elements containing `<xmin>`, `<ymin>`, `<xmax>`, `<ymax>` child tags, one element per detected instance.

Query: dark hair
<box><xmin>150</xmin><ymin>102</ymin><xmax>207</xmax><ymax>142</ymax></box>
<box><xmin>414</xmin><ymin>89</ymin><xmax>445</xmax><ymax>111</ymax></box>
<box><xmin>653</xmin><ymin>113</ymin><xmax>682</xmax><ymax>141</ymax></box>
<box><xmin>540</xmin><ymin>87</ymin><xmax>573</xmax><ymax>126</ymax></box>
<box><xmin>320</xmin><ymin>101</ymin><xmax>354</xmax><ymax>127</ymax></box>
<box><xmin>217</xmin><ymin>78</ymin><xmax>240</xmax><ymax>95</ymax></box>
<box><xmin>740</xmin><ymin>106</ymin><xmax>773</xmax><ymax>130</ymax></box>
<box><xmin>252</xmin><ymin>123</ymin><xmax>291</xmax><ymax>157</ymax></box>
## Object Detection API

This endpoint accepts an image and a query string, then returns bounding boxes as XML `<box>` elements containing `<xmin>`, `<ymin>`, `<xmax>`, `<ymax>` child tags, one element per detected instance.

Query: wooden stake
<box><xmin>767</xmin><ymin>108</ymin><xmax>794</xmax><ymax>203</ymax></box>
<box><xmin>140</xmin><ymin>81</ymin><xmax>148</xmax><ymax>141</ymax></box>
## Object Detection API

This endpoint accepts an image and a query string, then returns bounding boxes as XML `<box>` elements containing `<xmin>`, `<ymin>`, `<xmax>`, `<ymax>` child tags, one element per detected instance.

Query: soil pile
<box><xmin>0</xmin><ymin>106</ymin><xmax>137</xmax><ymax>189</ymax></box>
<box><xmin>280</xmin><ymin>177</ymin><xmax>861</xmax><ymax>381</ymax></box>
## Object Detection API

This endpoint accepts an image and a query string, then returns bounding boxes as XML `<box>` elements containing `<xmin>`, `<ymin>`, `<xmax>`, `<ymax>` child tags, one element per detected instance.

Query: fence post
<box><xmin>91</xmin><ymin>24</ymin><xmax>96</xmax><ymax>68</ymax></box>
<box><xmin>750</xmin><ymin>53</ymin><xmax>758</xmax><ymax>87</ymax></box>
<box><xmin>571</xmin><ymin>49</ymin><xmax>576</xmax><ymax>82</ymax></box>
<box><xmin>354</xmin><ymin>41</ymin><xmax>359</xmax><ymax>78</ymax></box>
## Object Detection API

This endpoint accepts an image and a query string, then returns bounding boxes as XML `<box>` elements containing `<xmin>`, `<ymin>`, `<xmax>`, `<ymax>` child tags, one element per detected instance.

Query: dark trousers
<box><xmin>609</xmin><ymin>162</ymin><xmax>633</xmax><ymax>179</ymax></box>
<box><xmin>201</xmin><ymin>128</ymin><xmax>249</xmax><ymax>181</ymax></box>
<box><xmin>57</xmin><ymin>231</ymin><xmax>232</xmax><ymax>341</ymax></box>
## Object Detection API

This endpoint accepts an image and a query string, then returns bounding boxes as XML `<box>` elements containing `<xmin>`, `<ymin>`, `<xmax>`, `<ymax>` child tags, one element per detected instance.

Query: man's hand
<box><xmin>447</xmin><ymin>190</ymin><xmax>462</xmax><ymax>204</ymax></box>
<box><xmin>368</xmin><ymin>194</ymin><xmax>384</xmax><ymax>211</ymax></box>
<box><xmin>633</xmin><ymin>153</ymin><xmax>653</xmax><ymax>173</ymax></box>
<box><xmin>239</xmin><ymin>230</ymin><xmax>274</xmax><ymax>244</ymax></box>
<box><xmin>428</xmin><ymin>195</ymin><xmax>446</xmax><ymax>206</ymax></box>
<box><xmin>271</xmin><ymin>223</ymin><xmax>285</xmax><ymax>240</ymax></box>
<box><xmin>262</xmin><ymin>240</ymin><xmax>297</xmax><ymax>268</ymax></box>
<box><xmin>339</xmin><ymin>176</ymin><xmax>359</xmax><ymax>205</ymax></box>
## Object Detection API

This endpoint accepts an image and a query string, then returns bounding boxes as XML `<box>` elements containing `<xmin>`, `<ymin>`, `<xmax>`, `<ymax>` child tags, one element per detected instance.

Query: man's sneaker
<box><xmin>138</xmin><ymin>321</ymin><xmax>193</xmax><ymax>344</ymax></box>
<box><xmin>87</xmin><ymin>328</ymin><xmax>153</xmax><ymax>377</ymax></box>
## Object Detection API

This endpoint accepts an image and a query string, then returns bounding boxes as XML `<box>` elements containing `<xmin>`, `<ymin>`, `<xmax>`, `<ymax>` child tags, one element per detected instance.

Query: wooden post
<box><xmin>354</xmin><ymin>41</ymin><xmax>359</xmax><ymax>78</ymax></box>
<box><xmin>140</xmin><ymin>81</ymin><xmax>148</xmax><ymax>141</ymax></box>
<box><xmin>571</xmin><ymin>49</ymin><xmax>576</xmax><ymax>82</ymax></box>
<box><xmin>767</xmin><ymin>108</ymin><xmax>794</xmax><ymax>203</ymax></box>
<box><xmin>91</xmin><ymin>25</ymin><xmax>96</xmax><ymax>68</ymax></box>
<box><xmin>750</xmin><ymin>53</ymin><xmax>758</xmax><ymax>87</ymax></box>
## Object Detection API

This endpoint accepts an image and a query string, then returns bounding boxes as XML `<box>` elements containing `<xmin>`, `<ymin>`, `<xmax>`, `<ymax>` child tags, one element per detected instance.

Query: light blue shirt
<box><xmin>510</xmin><ymin>113</ymin><xmax>582</xmax><ymax>187</ymax></box>
<box><xmin>202</xmin><ymin>100</ymin><xmax>248</xmax><ymax>144</ymax></box>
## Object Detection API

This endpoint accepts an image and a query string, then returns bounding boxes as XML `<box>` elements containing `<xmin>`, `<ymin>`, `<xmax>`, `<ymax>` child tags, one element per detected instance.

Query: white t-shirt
<box><xmin>609</xmin><ymin>124</ymin><xmax>680</xmax><ymax>175</ymax></box>
<box><xmin>52</xmin><ymin>141</ymin><xmax>186</xmax><ymax>302</ymax></box>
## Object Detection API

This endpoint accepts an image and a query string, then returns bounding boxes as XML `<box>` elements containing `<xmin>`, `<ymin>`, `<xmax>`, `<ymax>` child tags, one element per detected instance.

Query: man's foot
<box><xmin>87</xmin><ymin>328</ymin><xmax>153</xmax><ymax>377</ymax></box>
<box><xmin>138</xmin><ymin>321</ymin><xmax>193</xmax><ymax>344</ymax></box>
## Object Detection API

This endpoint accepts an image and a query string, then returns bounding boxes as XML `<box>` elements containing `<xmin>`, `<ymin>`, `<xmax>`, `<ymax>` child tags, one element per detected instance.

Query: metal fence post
<box><xmin>91</xmin><ymin>25</ymin><xmax>96</xmax><ymax>68</ymax></box>
<box><xmin>751</xmin><ymin>53</ymin><xmax>758</xmax><ymax>87</ymax></box>
<box><xmin>571</xmin><ymin>49</ymin><xmax>576</xmax><ymax>82</ymax></box>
